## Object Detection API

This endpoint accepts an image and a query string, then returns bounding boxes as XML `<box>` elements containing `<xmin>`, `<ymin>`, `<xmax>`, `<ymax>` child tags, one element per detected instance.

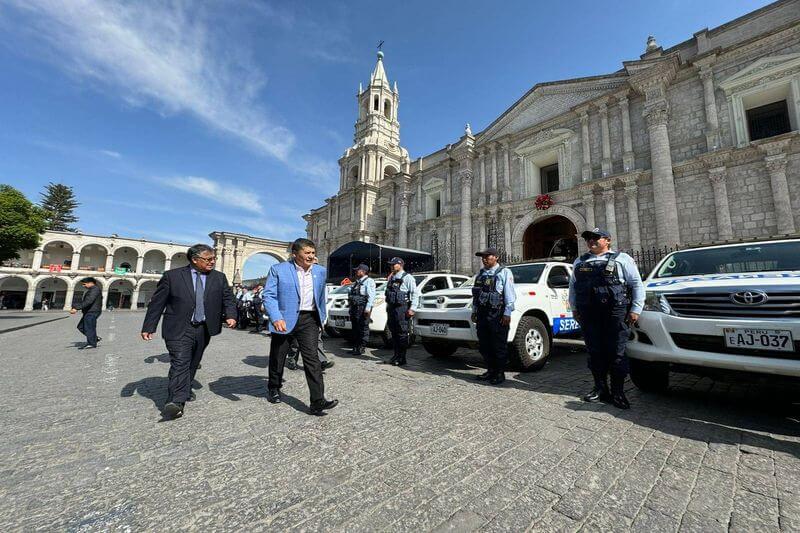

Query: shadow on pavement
<box><xmin>242</xmin><ymin>355</ymin><xmax>268</xmax><ymax>368</ymax></box>
<box><xmin>144</xmin><ymin>353</ymin><xmax>170</xmax><ymax>364</ymax></box>
<box><xmin>208</xmin><ymin>374</ymin><xmax>309</xmax><ymax>414</ymax></box>
<box><xmin>120</xmin><ymin>376</ymin><xmax>169</xmax><ymax>410</ymax></box>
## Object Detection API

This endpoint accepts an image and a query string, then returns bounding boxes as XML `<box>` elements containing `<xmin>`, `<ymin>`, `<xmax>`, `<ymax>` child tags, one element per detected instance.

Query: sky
<box><xmin>0</xmin><ymin>0</ymin><xmax>773</xmax><ymax>279</ymax></box>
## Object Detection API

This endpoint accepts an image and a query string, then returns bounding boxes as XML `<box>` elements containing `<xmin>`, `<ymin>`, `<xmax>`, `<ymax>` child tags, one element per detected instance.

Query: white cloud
<box><xmin>100</xmin><ymin>150</ymin><xmax>121</xmax><ymax>159</ymax></box>
<box><xmin>157</xmin><ymin>176</ymin><xmax>263</xmax><ymax>214</ymax></box>
<box><xmin>3</xmin><ymin>0</ymin><xmax>295</xmax><ymax>161</ymax></box>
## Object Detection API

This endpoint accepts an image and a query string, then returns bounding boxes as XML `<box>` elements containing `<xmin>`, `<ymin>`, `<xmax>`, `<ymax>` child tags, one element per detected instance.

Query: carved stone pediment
<box><xmin>719</xmin><ymin>53</ymin><xmax>800</xmax><ymax>93</ymax></box>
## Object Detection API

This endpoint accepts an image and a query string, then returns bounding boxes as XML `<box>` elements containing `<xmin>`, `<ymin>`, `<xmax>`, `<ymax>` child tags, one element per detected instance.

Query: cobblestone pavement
<box><xmin>1</xmin><ymin>312</ymin><xmax>799</xmax><ymax>532</ymax></box>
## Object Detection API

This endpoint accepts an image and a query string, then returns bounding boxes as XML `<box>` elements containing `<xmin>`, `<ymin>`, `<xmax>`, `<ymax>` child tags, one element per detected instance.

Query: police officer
<box><xmin>568</xmin><ymin>228</ymin><xmax>644</xmax><ymax>409</ymax></box>
<box><xmin>348</xmin><ymin>263</ymin><xmax>377</xmax><ymax>355</ymax></box>
<box><xmin>383</xmin><ymin>257</ymin><xmax>418</xmax><ymax>366</ymax></box>
<box><xmin>471</xmin><ymin>247</ymin><xmax>516</xmax><ymax>385</ymax></box>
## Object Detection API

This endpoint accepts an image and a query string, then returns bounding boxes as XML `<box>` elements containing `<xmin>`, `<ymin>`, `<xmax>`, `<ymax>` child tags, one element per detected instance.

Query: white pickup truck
<box><xmin>414</xmin><ymin>261</ymin><xmax>580</xmax><ymax>371</ymax></box>
<box><xmin>627</xmin><ymin>238</ymin><xmax>800</xmax><ymax>391</ymax></box>
<box><xmin>327</xmin><ymin>272</ymin><xmax>469</xmax><ymax>347</ymax></box>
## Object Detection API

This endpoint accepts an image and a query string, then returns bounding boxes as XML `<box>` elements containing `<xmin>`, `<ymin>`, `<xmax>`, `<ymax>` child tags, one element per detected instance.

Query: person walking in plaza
<box><xmin>140</xmin><ymin>244</ymin><xmax>237</xmax><ymax>420</ymax></box>
<box><xmin>471</xmin><ymin>247</ymin><xmax>516</xmax><ymax>385</ymax></box>
<box><xmin>568</xmin><ymin>228</ymin><xmax>644</xmax><ymax>410</ymax></box>
<box><xmin>70</xmin><ymin>277</ymin><xmax>102</xmax><ymax>349</ymax></box>
<box><xmin>348</xmin><ymin>263</ymin><xmax>376</xmax><ymax>355</ymax></box>
<box><xmin>263</xmin><ymin>238</ymin><xmax>338</xmax><ymax>415</ymax></box>
<box><xmin>383</xmin><ymin>257</ymin><xmax>418</xmax><ymax>366</ymax></box>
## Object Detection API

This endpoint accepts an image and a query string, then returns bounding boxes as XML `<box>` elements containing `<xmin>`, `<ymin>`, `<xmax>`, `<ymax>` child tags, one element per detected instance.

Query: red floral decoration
<box><xmin>535</xmin><ymin>193</ymin><xmax>554</xmax><ymax>210</ymax></box>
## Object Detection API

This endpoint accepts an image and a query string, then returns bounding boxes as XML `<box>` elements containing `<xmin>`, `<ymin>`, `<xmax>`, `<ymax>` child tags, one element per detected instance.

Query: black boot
<box><xmin>583</xmin><ymin>372</ymin><xmax>611</xmax><ymax>403</ymax></box>
<box><xmin>610</xmin><ymin>374</ymin><xmax>630</xmax><ymax>409</ymax></box>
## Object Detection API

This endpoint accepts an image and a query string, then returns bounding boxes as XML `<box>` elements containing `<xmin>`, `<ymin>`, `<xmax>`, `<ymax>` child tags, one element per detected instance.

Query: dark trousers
<box><xmin>286</xmin><ymin>330</ymin><xmax>329</xmax><ymax>366</ymax></box>
<box><xmin>580</xmin><ymin>305</ymin><xmax>630</xmax><ymax>394</ymax></box>
<box><xmin>476</xmin><ymin>307</ymin><xmax>509</xmax><ymax>374</ymax></box>
<box><xmin>349</xmin><ymin>304</ymin><xmax>370</xmax><ymax>350</ymax></box>
<box><xmin>77</xmin><ymin>312</ymin><xmax>100</xmax><ymax>346</ymax></box>
<box><xmin>164</xmin><ymin>323</ymin><xmax>210</xmax><ymax>403</ymax></box>
<box><xmin>268</xmin><ymin>311</ymin><xmax>325</xmax><ymax>406</ymax></box>
<box><xmin>387</xmin><ymin>303</ymin><xmax>410</xmax><ymax>362</ymax></box>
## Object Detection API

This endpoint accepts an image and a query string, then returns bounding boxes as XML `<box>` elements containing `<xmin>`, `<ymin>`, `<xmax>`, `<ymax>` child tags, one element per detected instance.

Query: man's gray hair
<box><xmin>187</xmin><ymin>243</ymin><xmax>215</xmax><ymax>260</ymax></box>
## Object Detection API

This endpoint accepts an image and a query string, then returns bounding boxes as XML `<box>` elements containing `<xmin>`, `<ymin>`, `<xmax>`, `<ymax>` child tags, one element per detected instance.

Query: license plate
<box><xmin>723</xmin><ymin>328</ymin><xmax>794</xmax><ymax>352</ymax></box>
<box><xmin>334</xmin><ymin>318</ymin><xmax>345</xmax><ymax>328</ymax></box>
<box><xmin>430</xmin><ymin>323</ymin><xmax>449</xmax><ymax>336</ymax></box>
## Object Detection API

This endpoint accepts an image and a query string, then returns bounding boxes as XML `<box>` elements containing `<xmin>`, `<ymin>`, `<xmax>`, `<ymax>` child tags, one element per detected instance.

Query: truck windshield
<box><xmin>654</xmin><ymin>241</ymin><xmax>800</xmax><ymax>278</ymax></box>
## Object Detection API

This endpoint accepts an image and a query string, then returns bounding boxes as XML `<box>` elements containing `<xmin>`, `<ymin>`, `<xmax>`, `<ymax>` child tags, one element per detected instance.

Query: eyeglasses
<box><xmin>195</xmin><ymin>256</ymin><xmax>217</xmax><ymax>263</ymax></box>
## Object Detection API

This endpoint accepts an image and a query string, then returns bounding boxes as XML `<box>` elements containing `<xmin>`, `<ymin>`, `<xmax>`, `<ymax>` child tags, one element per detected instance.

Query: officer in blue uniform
<box><xmin>568</xmin><ymin>228</ymin><xmax>644</xmax><ymax>409</ymax></box>
<box><xmin>348</xmin><ymin>263</ymin><xmax>377</xmax><ymax>355</ymax></box>
<box><xmin>471</xmin><ymin>247</ymin><xmax>516</xmax><ymax>385</ymax></box>
<box><xmin>383</xmin><ymin>257</ymin><xmax>418</xmax><ymax>366</ymax></box>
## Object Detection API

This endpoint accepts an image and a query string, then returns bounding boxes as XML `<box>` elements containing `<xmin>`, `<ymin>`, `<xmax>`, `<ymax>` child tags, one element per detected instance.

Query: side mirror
<box><xmin>549</xmin><ymin>274</ymin><xmax>570</xmax><ymax>288</ymax></box>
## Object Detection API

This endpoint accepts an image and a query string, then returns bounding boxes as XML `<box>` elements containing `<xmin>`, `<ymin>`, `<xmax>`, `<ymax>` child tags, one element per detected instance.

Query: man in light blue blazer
<box><xmin>263</xmin><ymin>238</ymin><xmax>338</xmax><ymax>415</ymax></box>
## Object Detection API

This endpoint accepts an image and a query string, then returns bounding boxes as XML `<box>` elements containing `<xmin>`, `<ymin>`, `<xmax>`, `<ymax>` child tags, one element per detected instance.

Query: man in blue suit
<box><xmin>263</xmin><ymin>238</ymin><xmax>338</xmax><ymax>415</ymax></box>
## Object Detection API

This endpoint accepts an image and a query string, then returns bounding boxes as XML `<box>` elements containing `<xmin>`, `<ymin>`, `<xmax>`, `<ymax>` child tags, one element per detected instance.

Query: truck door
<box><xmin>545</xmin><ymin>265</ymin><xmax>579</xmax><ymax>336</ymax></box>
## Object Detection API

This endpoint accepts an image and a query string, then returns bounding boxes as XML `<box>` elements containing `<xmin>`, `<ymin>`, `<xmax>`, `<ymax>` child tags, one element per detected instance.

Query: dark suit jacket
<box><xmin>75</xmin><ymin>285</ymin><xmax>102</xmax><ymax>314</ymax></box>
<box><xmin>141</xmin><ymin>266</ymin><xmax>236</xmax><ymax>341</ymax></box>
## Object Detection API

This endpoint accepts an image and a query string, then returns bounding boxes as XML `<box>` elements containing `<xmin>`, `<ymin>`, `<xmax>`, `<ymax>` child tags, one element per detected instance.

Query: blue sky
<box><xmin>0</xmin><ymin>0</ymin><xmax>772</xmax><ymax>279</ymax></box>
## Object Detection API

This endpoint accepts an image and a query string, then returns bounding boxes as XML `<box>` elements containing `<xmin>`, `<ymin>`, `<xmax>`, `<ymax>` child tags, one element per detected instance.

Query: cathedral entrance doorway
<box><xmin>522</xmin><ymin>215</ymin><xmax>578</xmax><ymax>262</ymax></box>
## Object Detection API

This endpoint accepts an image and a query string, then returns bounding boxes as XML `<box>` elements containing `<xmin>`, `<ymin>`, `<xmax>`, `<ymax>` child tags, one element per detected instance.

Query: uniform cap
<box><xmin>387</xmin><ymin>257</ymin><xmax>404</xmax><ymax>265</ymax></box>
<box><xmin>475</xmin><ymin>247</ymin><xmax>501</xmax><ymax>257</ymax></box>
<box><xmin>581</xmin><ymin>227</ymin><xmax>612</xmax><ymax>239</ymax></box>
<box><xmin>354</xmin><ymin>263</ymin><xmax>370</xmax><ymax>273</ymax></box>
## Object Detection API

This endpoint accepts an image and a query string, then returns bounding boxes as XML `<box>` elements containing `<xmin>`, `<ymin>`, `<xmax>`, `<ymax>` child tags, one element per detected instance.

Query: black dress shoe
<box><xmin>489</xmin><ymin>373</ymin><xmax>506</xmax><ymax>385</ymax></box>
<box><xmin>267</xmin><ymin>389</ymin><xmax>281</xmax><ymax>403</ymax></box>
<box><xmin>612</xmin><ymin>393</ymin><xmax>631</xmax><ymax>410</ymax></box>
<box><xmin>188</xmin><ymin>391</ymin><xmax>196</xmax><ymax>402</ymax></box>
<box><xmin>309</xmin><ymin>399</ymin><xmax>339</xmax><ymax>416</ymax></box>
<box><xmin>582</xmin><ymin>387</ymin><xmax>611</xmax><ymax>403</ymax></box>
<box><xmin>164</xmin><ymin>402</ymin><xmax>184</xmax><ymax>419</ymax></box>
<box><xmin>321</xmin><ymin>360</ymin><xmax>335</xmax><ymax>370</ymax></box>
<box><xmin>475</xmin><ymin>371</ymin><xmax>492</xmax><ymax>381</ymax></box>
<box><xmin>390</xmin><ymin>359</ymin><xmax>406</xmax><ymax>367</ymax></box>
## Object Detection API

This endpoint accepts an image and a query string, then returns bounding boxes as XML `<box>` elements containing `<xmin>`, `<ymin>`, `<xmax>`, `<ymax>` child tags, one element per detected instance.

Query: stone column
<box><xmin>135</xmin><ymin>255</ymin><xmax>144</xmax><ymax>274</ymax></box>
<box><xmin>131</xmin><ymin>285</ymin><xmax>140</xmax><ymax>311</ymax></box>
<box><xmin>63</xmin><ymin>283</ymin><xmax>75</xmax><ymax>310</ymax></box>
<box><xmin>32</xmin><ymin>249</ymin><xmax>43</xmax><ymax>270</ymax></box>
<box><xmin>707</xmin><ymin>167</ymin><xmax>733</xmax><ymax>240</ymax></box>
<box><xmin>644</xmin><ymin>105</ymin><xmax>681</xmax><ymax>244</ymax></box>
<box><xmin>478</xmin><ymin>211</ymin><xmax>487</xmax><ymax>251</ymax></box>
<box><xmin>164</xmin><ymin>257</ymin><xmax>172</xmax><ymax>271</ymax></box>
<box><xmin>479</xmin><ymin>151</ymin><xmax>487</xmax><ymax>205</ymax></box>
<box><xmin>71</xmin><ymin>251</ymin><xmax>81</xmax><ymax>272</ymax></box>
<box><xmin>460</xmin><ymin>170</ymin><xmax>473</xmax><ymax>273</ymax></box>
<box><xmin>490</xmin><ymin>145</ymin><xmax>498</xmax><ymax>202</ymax></box>
<box><xmin>101</xmin><ymin>286</ymin><xmax>110</xmax><ymax>309</ymax></box>
<box><xmin>602</xmin><ymin>188</ymin><xmax>617</xmax><ymax>239</ymax></box>
<box><xmin>398</xmin><ymin>194</ymin><xmax>409</xmax><ymax>248</ymax></box>
<box><xmin>598</xmin><ymin>101</ymin><xmax>612</xmax><ymax>176</ymax></box>
<box><xmin>104</xmin><ymin>254</ymin><xmax>114</xmax><ymax>272</ymax></box>
<box><xmin>625</xmin><ymin>183</ymin><xmax>642</xmax><ymax>251</ymax></box>
<box><xmin>582</xmin><ymin>192</ymin><xmax>595</xmax><ymax>229</ymax></box>
<box><xmin>503</xmin><ymin>141</ymin><xmax>512</xmax><ymax>201</ymax></box>
<box><xmin>580</xmin><ymin>110</ymin><xmax>591</xmax><ymax>181</ymax></box>
<box><xmin>503</xmin><ymin>213</ymin><xmax>512</xmax><ymax>259</ymax></box>
<box><xmin>24</xmin><ymin>285</ymin><xmax>36</xmax><ymax>311</ymax></box>
<box><xmin>764</xmin><ymin>153</ymin><xmax>796</xmax><ymax>234</ymax></box>
<box><xmin>618</xmin><ymin>95</ymin><xmax>635</xmax><ymax>172</ymax></box>
<box><xmin>699</xmin><ymin>67</ymin><xmax>720</xmax><ymax>151</ymax></box>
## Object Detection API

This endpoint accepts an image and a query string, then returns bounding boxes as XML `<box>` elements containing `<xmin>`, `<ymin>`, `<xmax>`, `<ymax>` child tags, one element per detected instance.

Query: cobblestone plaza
<box><xmin>1</xmin><ymin>313</ymin><xmax>799</xmax><ymax>531</ymax></box>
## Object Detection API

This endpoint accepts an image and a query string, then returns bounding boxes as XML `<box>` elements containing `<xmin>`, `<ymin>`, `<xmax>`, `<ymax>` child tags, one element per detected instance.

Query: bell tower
<box><xmin>355</xmin><ymin>51</ymin><xmax>400</xmax><ymax>151</ymax></box>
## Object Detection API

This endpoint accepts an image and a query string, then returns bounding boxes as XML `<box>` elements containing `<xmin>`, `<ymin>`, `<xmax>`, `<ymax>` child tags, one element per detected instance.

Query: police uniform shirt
<box><xmin>478</xmin><ymin>264</ymin><xmax>517</xmax><ymax>316</ymax></box>
<box><xmin>355</xmin><ymin>275</ymin><xmax>377</xmax><ymax>311</ymax></box>
<box><xmin>389</xmin><ymin>270</ymin><xmax>420</xmax><ymax>310</ymax></box>
<box><xmin>568</xmin><ymin>251</ymin><xmax>645</xmax><ymax>314</ymax></box>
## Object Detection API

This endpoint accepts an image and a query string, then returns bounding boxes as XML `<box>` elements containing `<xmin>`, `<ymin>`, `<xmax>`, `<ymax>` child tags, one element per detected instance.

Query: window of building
<box><xmin>373</xmin><ymin>95</ymin><xmax>379</xmax><ymax>111</ymax></box>
<box><xmin>384</xmin><ymin>100</ymin><xmax>392</xmax><ymax>119</ymax></box>
<box><xmin>425</xmin><ymin>190</ymin><xmax>442</xmax><ymax>219</ymax></box>
<box><xmin>746</xmin><ymin>100</ymin><xmax>791</xmax><ymax>142</ymax></box>
<box><xmin>540</xmin><ymin>163</ymin><xmax>559</xmax><ymax>193</ymax></box>
<box><xmin>376</xmin><ymin>209</ymin><xmax>388</xmax><ymax>230</ymax></box>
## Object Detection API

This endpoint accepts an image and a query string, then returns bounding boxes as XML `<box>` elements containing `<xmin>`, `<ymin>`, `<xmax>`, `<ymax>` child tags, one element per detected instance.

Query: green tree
<box><xmin>0</xmin><ymin>185</ymin><xmax>47</xmax><ymax>262</ymax></box>
<box><xmin>39</xmin><ymin>182</ymin><xmax>79</xmax><ymax>232</ymax></box>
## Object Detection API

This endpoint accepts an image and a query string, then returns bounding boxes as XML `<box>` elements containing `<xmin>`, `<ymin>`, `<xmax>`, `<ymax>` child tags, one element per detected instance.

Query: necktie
<box><xmin>193</xmin><ymin>272</ymin><xmax>205</xmax><ymax>323</ymax></box>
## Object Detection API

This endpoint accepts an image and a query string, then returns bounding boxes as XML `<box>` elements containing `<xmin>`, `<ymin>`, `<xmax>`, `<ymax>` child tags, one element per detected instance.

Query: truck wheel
<box><xmin>422</xmin><ymin>341</ymin><xmax>458</xmax><ymax>358</ymax></box>
<box><xmin>630</xmin><ymin>358</ymin><xmax>670</xmax><ymax>393</ymax></box>
<box><xmin>510</xmin><ymin>316</ymin><xmax>550</xmax><ymax>371</ymax></box>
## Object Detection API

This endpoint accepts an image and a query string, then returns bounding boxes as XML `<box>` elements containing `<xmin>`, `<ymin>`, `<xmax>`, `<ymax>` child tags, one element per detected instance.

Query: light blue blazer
<box><xmin>263</xmin><ymin>261</ymin><xmax>328</xmax><ymax>334</ymax></box>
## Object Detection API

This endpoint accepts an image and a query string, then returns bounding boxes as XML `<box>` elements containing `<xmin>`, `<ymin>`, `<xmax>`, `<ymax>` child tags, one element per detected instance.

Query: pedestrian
<box><xmin>382</xmin><ymin>257</ymin><xmax>418</xmax><ymax>366</ymax></box>
<box><xmin>70</xmin><ymin>277</ymin><xmax>103</xmax><ymax>349</ymax></box>
<box><xmin>348</xmin><ymin>263</ymin><xmax>376</xmax><ymax>355</ymax></box>
<box><xmin>471</xmin><ymin>247</ymin><xmax>516</xmax><ymax>385</ymax></box>
<box><xmin>41</xmin><ymin>298</ymin><xmax>49</xmax><ymax>311</ymax></box>
<box><xmin>140</xmin><ymin>244</ymin><xmax>237</xmax><ymax>420</ymax></box>
<box><xmin>568</xmin><ymin>228</ymin><xmax>644</xmax><ymax>410</ymax></box>
<box><xmin>262</xmin><ymin>238</ymin><xmax>338</xmax><ymax>415</ymax></box>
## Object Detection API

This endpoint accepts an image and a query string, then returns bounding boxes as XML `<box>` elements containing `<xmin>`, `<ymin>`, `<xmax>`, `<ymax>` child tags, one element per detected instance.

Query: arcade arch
<box><xmin>41</xmin><ymin>241</ymin><xmax>73</xmax><ymax>270</ymax></box>
<box><xmin>35</xmin><ymin>276</ymin><xmax>69</xmax><ymax>309</ymax></box>
<box><xmin>108</xmin><ymin>279</ymin><xmax>135</xmax><ymax>309</ymax></box>
<box><xmin>142</xmin><ymin>249</ymin><xmax>166</xmax><ymax>274</ymax></box>
<box><xmin>113</xmin><ymin>246</ymin><xmax>139</xmax><ymax>273</ymax></box>
<box><xmin>511</xmin><ymin>205</ymin><xmax>585</xmax><ymax>261</ymax></box>
<box><xmin>136</xmin><ymin>280</ymin><xmax>158</xmax><ymax>309</ymax></box>
<box><xmin>0</xmin><ymin>276</ymin><xmax>30</xmax><ymax>309</ymax></box>
<box><xmin>171</xmin><ymin>252</ymin><xmax>190</xmax><ymax>269</ymax></box>
<box><xmin>79</xmin><ymin>244</ymin><xmax>108</xmax><ymax>271</ymax></box>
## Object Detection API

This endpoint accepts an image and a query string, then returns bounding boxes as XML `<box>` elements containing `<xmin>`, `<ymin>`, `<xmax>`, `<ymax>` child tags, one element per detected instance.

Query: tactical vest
<box><xmin>385</xmin><ymin>272</ymin><xmax>409</xmax><ymax>305</ymax></box>
<box><xmin>472</xmin><ymin>267</ymin><xmax>506</xmax><ymax>310</ymax></box>
<box><xmin>573</xmin><ymin>252</ymin><xmax>629</xmax><ymax>310</ymax></box>
<box><xmin>348</xmin><ymin>278</ymin><xmax>368</xmax><ymax>307</ymax></box>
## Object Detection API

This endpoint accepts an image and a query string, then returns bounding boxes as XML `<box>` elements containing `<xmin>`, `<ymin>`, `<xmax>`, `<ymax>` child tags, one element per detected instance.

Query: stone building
<box><xmin>0</xmin><ymin>231</ymin><xmax>291</xmax><ymax>311</ymax></box>
<box><xmin>305</xmin><ymin>0</ymin><xmax>800</xmax><ymax>274</ymax></box>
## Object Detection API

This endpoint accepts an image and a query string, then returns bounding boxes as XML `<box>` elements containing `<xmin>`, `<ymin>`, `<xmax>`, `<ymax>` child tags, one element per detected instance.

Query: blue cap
<box><xmin>354</xmin><ymin>263</ymin><xmax>370</xmax><ymax>273</ymax></box>
<box><xmin>388</xmin><ymin>257</ymin><xmax>404</xmax><ymax>265</ymax></box>
<box><xmin>581</xmin><ymin>227</ymin><xmax>612</xmax><ymax>239</ymax></box>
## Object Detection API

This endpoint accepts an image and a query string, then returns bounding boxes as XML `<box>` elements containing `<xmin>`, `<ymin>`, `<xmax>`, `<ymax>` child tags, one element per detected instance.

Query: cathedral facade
<box><xmin>305</xmin><ymin>0</ymin><xmax>800</xmax><ymax>274</ymax></box>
